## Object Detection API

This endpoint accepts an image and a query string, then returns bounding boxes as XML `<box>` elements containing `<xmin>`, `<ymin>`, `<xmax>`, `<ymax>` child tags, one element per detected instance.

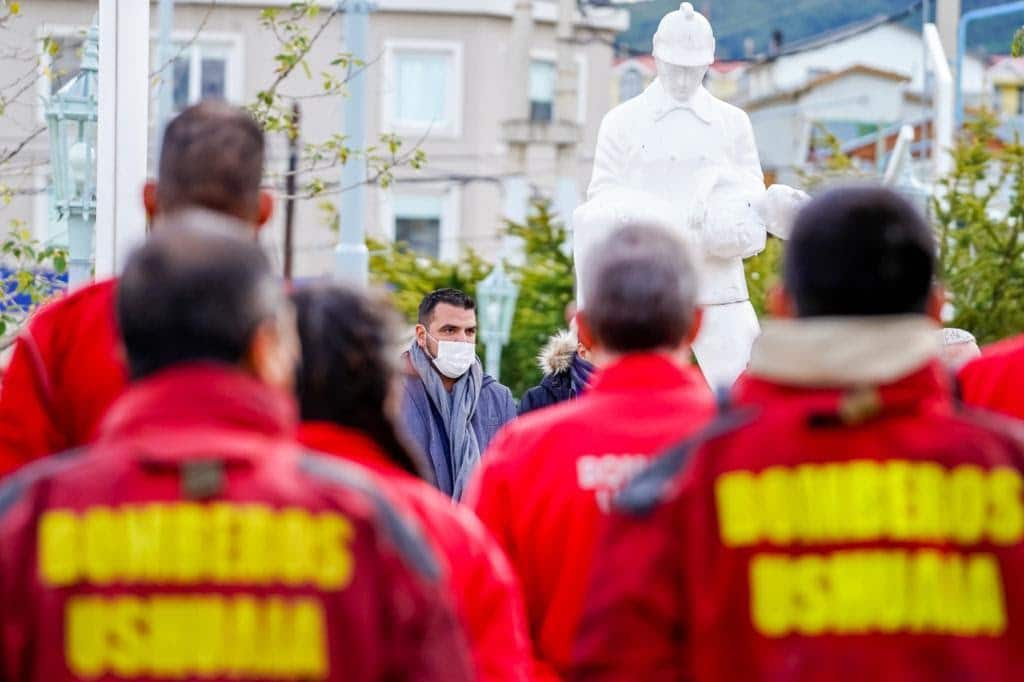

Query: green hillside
<box><xmin>615</xmin><ymin>0</ymin><xmax>1024</xmax><ymax>60</ymax></box>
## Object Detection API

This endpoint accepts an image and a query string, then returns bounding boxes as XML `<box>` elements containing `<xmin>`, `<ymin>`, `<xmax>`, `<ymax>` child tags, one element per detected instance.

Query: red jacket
<box><xmin>572</xmin><ymin>363</ymin><xmax>1024</xmax><ymax>681</ymax></box>
<box><xmin>0</xmin><ymin>279</ymin><xmax>126</xmax><ymax>474</ymax></box>
<box><xmin>959</xmin><ymin>333</ymin><xmax>1024</xmax><ymax>420</ymax></box>
<box><xmin>297</xmin><ymin>421</ymin><xmax>534</xmax><ymax>682</ymax></box>
<box><xmin>465</xmin><ymin>354</ymin><xmax>714</xmax><ymax>680</ymax></box>
<box><xmin>0</xmin><ymin>364</ymin><xmax>474</xmax><ymax>681</ymax></box>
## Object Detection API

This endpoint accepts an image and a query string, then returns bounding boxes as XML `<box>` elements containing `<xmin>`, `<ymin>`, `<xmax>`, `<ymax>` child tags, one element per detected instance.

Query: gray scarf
<box><xmin>408</xmin><ymin>342</ymin><xmax>483</xmax><ymax>500</ymax></box>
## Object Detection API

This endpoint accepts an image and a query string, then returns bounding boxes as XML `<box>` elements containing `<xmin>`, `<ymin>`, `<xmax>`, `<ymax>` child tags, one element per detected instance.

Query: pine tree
<box><xmin>933</xmin><ymin>112</ymin><xmax>1024</xmax><ymax>343</ymax></box>
<box><xmin>501</xmin><ymin>202</ymin><xmax>576</xmax><ymax>398</ymax></box>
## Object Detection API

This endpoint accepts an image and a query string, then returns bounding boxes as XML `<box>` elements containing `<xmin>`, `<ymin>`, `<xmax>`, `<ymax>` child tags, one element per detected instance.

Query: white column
<box><xmin>96</xmin><ymin>0</ymin><xmax>150</xmax><ymax>279</ymax></box>
<box><xmin>936</xmin><ymin>0</ymin><xmax>960</xmax><ymax>61</ymax></box>
<box><xmin>924</xmin><ymin>23</ymin><xmax>954</xmax><ymax>180</ymax></box>
<box><xmin>554</xmin><ymin>0</ymin><xmax>579</xmax><ymax>238</ymax></box>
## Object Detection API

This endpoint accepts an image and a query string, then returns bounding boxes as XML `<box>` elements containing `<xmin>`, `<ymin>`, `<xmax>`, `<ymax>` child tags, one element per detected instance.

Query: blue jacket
<box><xmin>399</xmin><ymin>358</ymin><xmax>517</xmax><ymax>497</ymax></box>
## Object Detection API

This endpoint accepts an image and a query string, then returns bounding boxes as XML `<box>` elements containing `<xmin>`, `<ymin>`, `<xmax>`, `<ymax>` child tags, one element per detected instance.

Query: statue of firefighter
<box><xmin>574</xmin><ymin>2</ymin><xmax>807</xmax><ymax>390</ymax></box>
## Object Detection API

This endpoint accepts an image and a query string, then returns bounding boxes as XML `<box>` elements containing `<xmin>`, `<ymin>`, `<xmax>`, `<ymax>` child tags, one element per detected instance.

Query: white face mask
<box><xmin>428</xmin><ymin>334</ymin><xmax>476</xmax><ymax>379</ymax></box>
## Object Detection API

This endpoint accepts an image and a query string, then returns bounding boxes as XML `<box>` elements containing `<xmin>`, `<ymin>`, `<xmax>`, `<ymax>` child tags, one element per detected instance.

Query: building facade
<box><xmin>0</xmin><ymin>0</ymin><xmax>627</xmax><ymax>278</ymax></box>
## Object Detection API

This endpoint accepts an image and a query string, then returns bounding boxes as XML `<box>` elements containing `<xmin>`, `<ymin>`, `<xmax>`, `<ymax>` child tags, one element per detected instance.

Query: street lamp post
<box><xmin>476</xmin><ymin>262</ymin><xmax>519</xmax><ymax>381</ymax></box>
<box><xmin>335</xmin><ymin>0</ymin><xmax>375</xmax><ymax>286</ymax></box>
<box><xmin>45</xmin><ymin>21</ymin><xmax>100</xmax><ymax>289</ymax></box>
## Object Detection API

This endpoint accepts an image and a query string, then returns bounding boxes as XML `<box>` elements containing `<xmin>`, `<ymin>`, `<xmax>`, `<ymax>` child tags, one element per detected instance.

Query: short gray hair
<box><xmin>581</xmin><ymin>223</ymin><xmax>698</xmax><ymax>353</ymax></box>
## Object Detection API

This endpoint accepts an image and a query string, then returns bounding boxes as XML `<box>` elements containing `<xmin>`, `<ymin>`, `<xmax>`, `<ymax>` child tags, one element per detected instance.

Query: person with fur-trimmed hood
<box><xmin>518</xmin><ymin>327</ymin><xmax>595</xmax><ymax>415</ymax></box>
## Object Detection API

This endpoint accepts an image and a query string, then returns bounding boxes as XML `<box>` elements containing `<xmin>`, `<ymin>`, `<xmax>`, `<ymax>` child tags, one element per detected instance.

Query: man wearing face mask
<box><xmin>582</xmin><ymin>2</ymin><xmax>806</xmax><ymax>391</ymax></box>
<box><xmin>400</xmin><ymin>288</ymin><xmax>517</xmax><ymax>500</ymax></box>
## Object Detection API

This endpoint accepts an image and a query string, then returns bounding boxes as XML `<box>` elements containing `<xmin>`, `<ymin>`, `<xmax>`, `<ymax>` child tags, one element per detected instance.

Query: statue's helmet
<box><xmin>653</xmin><ymin>2</ymin><xmax>715</xmax><ymax>67</ymax></box>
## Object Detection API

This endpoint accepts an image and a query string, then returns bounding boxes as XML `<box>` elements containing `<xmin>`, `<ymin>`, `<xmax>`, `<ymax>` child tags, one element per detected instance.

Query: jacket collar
<box><xmin>297</xmin><ymin>422</ymin><xmax>399</xmax><ymax>476</ymax></box>
<box><xmin>590</xmin><ymin>353</ymin><xmax>710</xmax><ymax>395</ymax></box>
<box><xmin>748</xmin><ymin>316</ymin><xmax>940</xmax><ymax>388</ymax></box>
<box><xmin>740</xmin><ymin>316</ymin><xmax>950</xmax><ymax>423</ymax></box>
<box><xmin>538</xmin><ymin>330</ymin><xmax>578</xmax><ymax>376</ymax></box>
<box><xmin>644</xmin><ymin>78</ymin><xmax>716</xmax><ymax>124</ymax></box>
<box><xmin>98</xmin><ymin>363</ymin><xmax>297</xmax><ymax>463</ymax></box>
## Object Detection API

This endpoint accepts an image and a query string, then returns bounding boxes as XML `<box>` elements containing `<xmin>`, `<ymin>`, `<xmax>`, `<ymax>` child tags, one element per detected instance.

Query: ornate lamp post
<box><xmin>45</xmin><ymin>22</ymin><xmax>99</xmax><ymax>289</ymax></box>
<box><xmin>476</xmin><ymin>262</ymin><xmax>519</xmax><ymax>381</ymax></box>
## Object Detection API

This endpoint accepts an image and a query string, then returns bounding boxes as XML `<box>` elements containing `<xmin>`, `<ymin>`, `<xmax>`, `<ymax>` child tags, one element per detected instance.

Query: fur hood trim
<box><xmin>538</xmin><ymin>329</ymin><xmax>578</xmax><ymax>376</ymax></box>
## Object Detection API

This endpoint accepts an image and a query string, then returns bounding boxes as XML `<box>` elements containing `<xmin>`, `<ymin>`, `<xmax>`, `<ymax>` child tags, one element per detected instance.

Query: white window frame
<box><xmin>530</xmin><ymin>48</ymin><xmax>588</xmax><ymax>125</ymax></box>
<box><xmin>37</xmin><ymin>27</ymin><xmax>244</xmax><ymax>118</ymax></box>
<box><xmin>379</xmin><ymin>185</ymin><xmax>462</xmax><ymax>262</ymax></box>
<box><xmin>33</xmin><ymin>26</ymin><xmax>244</xmax><ymax>239</ymax></box>
<box><xmin>159</xmin><ymin>30</ymin><xmax>246</xmax><ymax>109</ymax></box>
<box><xmin>381</xmin><ymin>39</ymin><xmax>464</xmax><ymax>139</ymax></box>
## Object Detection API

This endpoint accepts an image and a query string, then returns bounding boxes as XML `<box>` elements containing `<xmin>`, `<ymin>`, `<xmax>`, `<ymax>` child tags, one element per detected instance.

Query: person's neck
<box><xmin>441</xmin><ymin>375</ymin><xmax>456</xmax><ymax>393</ymax></box>
<box><xmin>592</xmin><ymin>345</ymin><xmax>689</xmax><ymax>369</ymax></box>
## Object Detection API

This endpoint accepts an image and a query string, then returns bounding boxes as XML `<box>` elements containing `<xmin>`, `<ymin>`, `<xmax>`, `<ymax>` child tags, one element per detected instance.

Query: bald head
<box><xmin>581</xmin><ymin>223</ymin><xmax>698</xmax><ymax>354</ymax></box>
<box><xmin>157</xmin><ymin>101</ymin><xmax>266</xmax><ymax>223</ymax></box>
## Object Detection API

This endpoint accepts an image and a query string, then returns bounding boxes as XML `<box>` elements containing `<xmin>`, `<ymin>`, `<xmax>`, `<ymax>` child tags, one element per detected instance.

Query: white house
<box><xmin>736</xmin><ymin>15</ymin><xmax>988</xmax><ymax>183</ymax></box>
<box><xmin>737</xmin><ymin>18</ymin><xmax>987</xmax><ymax>107</ymax></box>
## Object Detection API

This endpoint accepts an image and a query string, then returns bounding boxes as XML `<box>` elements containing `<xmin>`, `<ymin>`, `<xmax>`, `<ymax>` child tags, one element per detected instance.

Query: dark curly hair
<box><xmin>292</xmin><ymin>285</ymin><xmax>429</xmax><ymax>481</ymax></box>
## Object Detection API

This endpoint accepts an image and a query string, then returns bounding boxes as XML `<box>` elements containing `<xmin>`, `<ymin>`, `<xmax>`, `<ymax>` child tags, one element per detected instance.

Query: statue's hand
<box><xmin>756</xmin><ymin>185</ymin><xmax>810</xmax><ymax>240</ymax></box>
<box><xmin>701</xmin><ymin>199</ymin><xmax>767</xmax><ymax>260</ymax></box>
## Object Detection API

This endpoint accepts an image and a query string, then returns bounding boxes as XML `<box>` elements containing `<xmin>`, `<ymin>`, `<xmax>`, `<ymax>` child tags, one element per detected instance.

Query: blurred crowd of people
<box><xmin>0</xmin><ymin>102</ymin><xmax>1023</xmax><ymax>681</ymax></box>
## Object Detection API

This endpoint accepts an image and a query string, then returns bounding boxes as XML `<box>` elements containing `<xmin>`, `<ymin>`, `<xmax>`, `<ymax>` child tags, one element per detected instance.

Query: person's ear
<box><xmin>926</xmin><ymin>285</ymin><xmax>946</xmax><ymax>323</ymax></box>
<box><xmin>575</xmin><ymin>312</ymin><xmax>596</xmax><ymax>352</ymax></box>
<box><xmin>142</xmin><ymin>181</ymin><xmax>158</xmax><ymax>219</ymax></box>
<box><xmin>256</xmin><ymin>190</ymin><xmax>274</xmax><ymax>228</ymax></box>
<box><xmin>415</xmin><ymin>323</ymin><xmax>428</xmax><ymax>349</ymax></box>
<box><xmin>685</xmin><ymin>307</ymin><xmax>704</xmax><ymax>346</ymax></box>
<box><xmin>767</xmin><ymin>285</ymin><xmax>796</xmax><ymax>318</ymax></box>
<box><xmin>244</xmin><ymin>317</ymin><xmax>299</xmax><ymax>392</ymax></box>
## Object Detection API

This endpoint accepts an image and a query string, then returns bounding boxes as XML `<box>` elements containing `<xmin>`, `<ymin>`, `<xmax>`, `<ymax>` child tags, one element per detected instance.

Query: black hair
<box><xmin>785</xmin><ymin>186</ymin><xmax>936</xmax><ymax>317</ymax></box>
<box><xmin>417</xmin><ymin>288</ymin><xmax>475</xmax><ymax>327</ymax></box>
<box><xmin>158</xmin><ymin>101</ymin><xmax>265</xmax><ymax>222</ymax></box>
<box><xmin>292</xmin><ymin>285</ymin><xmax>430</xmax><ymax>481</ymax></box>
<box><xmin>583</xmin><ymin>223</ymin><xmax>698</xmax><ymax>353</ymax></box>
<box><xmin>117</xmin><ymin>225</ymin><xmax>281</xmax><ymax>380</ymax></box>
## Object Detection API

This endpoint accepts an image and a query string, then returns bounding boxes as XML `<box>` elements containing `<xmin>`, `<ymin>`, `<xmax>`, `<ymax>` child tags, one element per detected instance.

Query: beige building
<box><xmin>0</xmin><ymin>0</ymin><xmax>627</xmax><ymax>278</ymax></box>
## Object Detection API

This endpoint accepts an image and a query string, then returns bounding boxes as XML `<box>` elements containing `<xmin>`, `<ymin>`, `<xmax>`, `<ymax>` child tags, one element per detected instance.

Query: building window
<box><xmin>394</xmin><ymin>195</ymin><xmax>443</xmax><ymax>258</ymax></box>
<box><xmin>530</xmin><ymin>60</ymin><xmax>557</xmax><ymax>122</ymax></box>
<box><xmin>1017</xmin><ymin>86</ymin><xmax>1024</xmax><ymax>115</ymax></box>
<box><xmin>619</xmin><ymin>67</ymin><xmax>644</xmax><ymax>102</ymax></box>
<box><xmin>170</xmin><ymin>42</ymin><xmax>237</xmax><ymax>112</ymax></box>
<box><xmin>384</xmin><ymin>41</ymin><xmax>463</xmax><ymax>137</ymax></box>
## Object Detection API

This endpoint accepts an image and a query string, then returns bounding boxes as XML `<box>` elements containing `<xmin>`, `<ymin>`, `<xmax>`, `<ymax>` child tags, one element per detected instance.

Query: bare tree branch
<box><xmin>148</xmin><ymin>1</ymin><xmax>218</xmax><ymax>80</ymax></box>
<box><xmin>0</xmin><ymin>125</ymin><xmax>44</xmax><ymax>166</ymax></box>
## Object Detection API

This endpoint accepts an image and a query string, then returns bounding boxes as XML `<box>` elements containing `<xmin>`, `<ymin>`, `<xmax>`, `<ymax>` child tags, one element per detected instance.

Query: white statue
<box><xmin>575</xmin><ymin>1</ymin><xmax>807</xmax><ymax>389</ymax></box>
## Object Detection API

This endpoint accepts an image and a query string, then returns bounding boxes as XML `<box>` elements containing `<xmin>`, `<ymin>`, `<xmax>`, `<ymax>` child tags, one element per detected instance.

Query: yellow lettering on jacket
<box><xmin>37</xmin><ymin>504</ymin><xmax>355</xmax><ymax>590</ymax></box>
<box><xmin>65</xmin><ymin>594</ymin><xmax>327</xmax><ymax>680</ymax></box>
<box><xmin>716</xmin><ymin>462</ymin><xmax>1024</xmax><ymax>547</ymax></box>
<box><xmin>749</xmin><ymin>550</ymin><xmax>1006</xmax><ymax>638</ymax></box>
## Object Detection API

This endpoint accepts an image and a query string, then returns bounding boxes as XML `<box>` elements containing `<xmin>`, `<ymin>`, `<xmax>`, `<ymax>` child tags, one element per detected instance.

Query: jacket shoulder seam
<box><xmin>0</xmin><ymin>449</ymin><xmax>86</xmax><ymax>519</ymax></box>
<box><xmin>297</xmin><ymin>452</ymin><xmax>442</xmax><ymax>582</ymax></box>
<box><xmin>614</xmin><ymin>407</ymin><xmax>758</xmax><ymax>516</ymax></box>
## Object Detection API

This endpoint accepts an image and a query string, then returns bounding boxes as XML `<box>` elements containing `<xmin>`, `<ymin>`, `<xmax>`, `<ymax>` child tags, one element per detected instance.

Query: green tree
<box><xmin>933</xmin><ymin>112</ymin><xmax>1024</xmax><ymax>343</ymax></box>
<box><xmin>368</xmin><ymin>239</ymin><xmax>490</xmax><ymax>322</ymax></box>
<box><xmin>501</xmin><ymin>203</ymin><xmax>576</xmax><ymax>397</ymax></box>
<box><xmin>369</xmin><ymin>202</ymin><xmax>574</xmax><ymax>398</ymax></box>
<box><xmin>744</xmin><ymin>236</ymin><xmax>782</xmax><ymax>317</ymax></box>
<box><xmin>0</xmin><ymin>222</ymin><xmax>67</xmax><ymax>348</ymax></box>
